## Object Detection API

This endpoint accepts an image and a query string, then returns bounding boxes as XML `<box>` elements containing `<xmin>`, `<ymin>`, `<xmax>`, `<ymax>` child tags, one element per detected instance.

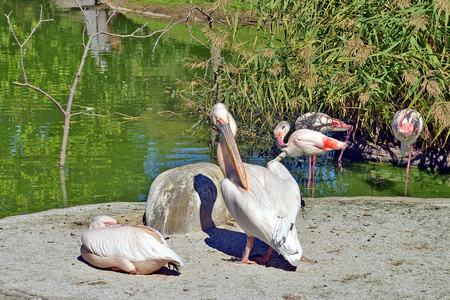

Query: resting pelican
<box><xmin>295</xmin><ymin>112</ymin><xmax>353</xmax><ymax>171</ymax></box>
<box><xmin>81</xmin><ymin>215</ymin><xmax>183</xmax><ymax>274</ymax></box>
<box><xmin>211</xmin><ymin>103</ymin><xmax>302</xmax><ymax>266</ymax></box>
<box><xmin>392</xmin><ymin>108</ymin><xmax>423</xmax><ymax>196</ymax></box>
<box><xmin>274</xmin><ymin>122</ymin><xmax>347</xmax><ymax>196</ymax></box>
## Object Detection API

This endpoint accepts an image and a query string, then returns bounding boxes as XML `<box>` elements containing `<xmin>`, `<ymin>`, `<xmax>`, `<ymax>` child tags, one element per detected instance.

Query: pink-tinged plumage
<box><xmin>392</xmin><ymin>109</ymin><xmax>423</xmax><ymax>157</ymax></box>
<box><xmin>274</xmin><ymin>122</ymin><xmax>347</xmax><ymax>196</ymax></box>
<box><xmin>277</xmin><ymin>129</ymin><xmax>347</xmax><ymax>158</ymax></box>
<box><xmin>295</xmin><ymin>112</ymin><xmax>353</xmax><ymax>171</ymax></box>
<box><xmin>211</xmin><ymin>103</ymin><xmax>302</xmax><ymax>266</ymax></box>
<box><xmin>392</xmin><ymin>108</ymin><xmax>423</xmax><ymax>197</ymax></box>
<box><xmin>274</xmin><ymin>124</ymin><xmax>346</xmax><ymax>162</ymax></box>
<box><xmin>81</xmin><ymin>215</ymin><xmax>183</xmax><ymax>274</ymax></box>
<box><xmin>295</xmin><ymin>112</ymin><xmax>352</xmax><ymax>134</ymax></box>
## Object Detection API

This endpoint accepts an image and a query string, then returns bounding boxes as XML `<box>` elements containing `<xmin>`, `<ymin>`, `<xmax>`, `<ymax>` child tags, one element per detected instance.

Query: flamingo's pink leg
<box><xmin>404</xmin><ymin>144</ymin><xmax>413</xmax><ymax>197</ymax></box>
<box><xmin>338</xmin><ymin>125</ymin><xmax>353</xmax><ymax>171</ymax></box>
<box><xmin>311</xmin><ymin>155</ymin><xmax>316</xmax><ymax>198</ymax></box>
<box><xmin>307</xmin><ymin>156</ymin><xmax>312</xmax><ymax>196</ymax></box>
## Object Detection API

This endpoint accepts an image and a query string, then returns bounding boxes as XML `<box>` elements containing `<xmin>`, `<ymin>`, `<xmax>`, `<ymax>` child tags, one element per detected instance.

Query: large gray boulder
<box><xmin>144</xmin><ymin>162</ymin><xmax>232</xmax><ymax>234</ymax></box>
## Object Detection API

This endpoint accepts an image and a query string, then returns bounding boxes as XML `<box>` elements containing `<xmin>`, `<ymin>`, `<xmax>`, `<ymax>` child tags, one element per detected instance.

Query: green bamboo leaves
<box><xmin>185</xmin><ymin>0</ymin><xmax>449</xmax><ymax>149</ymax></box>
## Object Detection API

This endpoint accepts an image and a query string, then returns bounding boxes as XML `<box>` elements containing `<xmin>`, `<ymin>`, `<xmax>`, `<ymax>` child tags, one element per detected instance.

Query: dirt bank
<box><xmin>98</xmin><ymin>0</ymin><xmax>256</xmax><ymax>23</ymax></box>
<box><xmin>1</xmin><ymin>197</ymin><xmax>448</xmax><ymax>299</ymax></box>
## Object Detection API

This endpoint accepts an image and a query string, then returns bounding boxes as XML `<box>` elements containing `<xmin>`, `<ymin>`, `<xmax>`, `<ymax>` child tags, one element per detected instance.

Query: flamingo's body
<box><xmin>392</xmin><ymin>108</ymin><xmax>423</xmax><ymax>196</ymax></box>
<box><xmin>274</xmin><ymin>122</ymin><xmax>347</xmax><ymax>196</ymax></box>
<box><xmin>276</xmin><ymin>128</ymin><xmax>347</xmax><ymax>159</ymax></box>
<box><xmin>295</xmin><ymin>112</ymin><xmax>352</xmax><ymax>135</ymax></box>
<box><xmin>295</xmin><ymin>112</ymin><xmax>353</xmax><ymax>171</ymax></box>
<box><xmin>212</xmin><ymin>103</ymin><xmax>302</xmax><ymax>266</ymax></box>
<box><xmin>81</xmin><ymin>215</ymin><xmax>183</xmax><ymax>274</ymax></box>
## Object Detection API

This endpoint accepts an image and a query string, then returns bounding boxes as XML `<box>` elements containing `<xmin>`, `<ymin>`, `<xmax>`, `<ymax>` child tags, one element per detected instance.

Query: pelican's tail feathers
<box><xmin>273</xmin><ymin>217</ymin><xmax>291</xmax><ymax>246</ymax></box>
<box><xmin>273</xmin><ymin>220</ymin><xmax>302</xmax><ymax>267</ymax></box>
<box><xmin>277</xmin><ymin>228</ymin><xmax>302</xmax><ymax>266</ymax></box>
<box><xmin>168</xmin><ymin>260</ymin><xmax>183</xmax><ymax>272</ymax></box>
<box><xmin>164</xmin><ymin>248</ymin><xmax>184</xmax><ymax>268</ymax></box>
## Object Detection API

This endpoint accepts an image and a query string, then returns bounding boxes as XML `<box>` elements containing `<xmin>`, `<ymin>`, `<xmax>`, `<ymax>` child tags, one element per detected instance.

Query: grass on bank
<box><xmin>181</xmin><ymin>0</ymin><xmax>450</xmax><ymax>154</ymax></box>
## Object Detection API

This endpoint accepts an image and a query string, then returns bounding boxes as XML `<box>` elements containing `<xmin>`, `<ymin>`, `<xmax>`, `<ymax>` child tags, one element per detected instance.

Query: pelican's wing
<box><xmin>221</xmin><ymin>163</ymin><xmax>301</xmax><ymax>261</ymax></box>
<box><xmin>81</xmin><ymin>225</ymin><xmax>183</xmax><ymax>265</ymax></box>
<box><xmin>265</xmin><ymin>161</ymin><xmax>301</xmax><ymax>223</ymax></box>
<box><xmin>221</xmin><ymin>175</ymin><xmax>275</xmax><ymax>241</ymax></box>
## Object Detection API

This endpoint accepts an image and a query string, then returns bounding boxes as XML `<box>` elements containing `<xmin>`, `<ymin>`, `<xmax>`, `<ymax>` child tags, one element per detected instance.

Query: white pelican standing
<box><xmin>81</xmin><ymin>215</ymin><xmax>183</xmax><ymax>274</ymax></box>
<box><xmin>274</xmin><ymin>122</ymin><xmax>347</xmax><ymax>196</ymax></box>
<box><xmin>392</xmin><ymin>108</ymin><xmax>423</xmax><ymax>197</ymax></box>
<box><xmin>211</xmin><ymin>103</ymin><xmax>302</xmax><ymax>266</ymax></box>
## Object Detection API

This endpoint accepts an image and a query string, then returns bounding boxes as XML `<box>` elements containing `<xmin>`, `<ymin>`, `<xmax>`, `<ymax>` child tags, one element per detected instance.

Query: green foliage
<box><xmin>183</xmin><ymin>0</ymin><xmax>450</xmax><ymax>150</ymax></box>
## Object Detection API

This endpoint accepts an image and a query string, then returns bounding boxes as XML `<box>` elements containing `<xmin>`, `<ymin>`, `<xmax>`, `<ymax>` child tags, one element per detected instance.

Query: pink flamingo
<box><xmin>274</xmin><ymin>123</ymin><xmax>347</xmax><ymax>196</ymax></box>
<box><xmin>392</xmin><ymin>108</ymin><xmax>423</xmax><ymax>197</ymax></box>
<box><xmin>81</xmin><ymin>215</ymin><xmax>183</xmax><ymax>274</ymax></box>
<box><xmin>295</xmin><ymin>112</ymin><xmax>353</xmax><ymax>172</ymax></box>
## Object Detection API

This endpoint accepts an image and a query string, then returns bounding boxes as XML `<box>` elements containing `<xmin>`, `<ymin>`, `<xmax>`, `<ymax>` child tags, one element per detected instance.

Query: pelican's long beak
<box><xmin>217</xmin><ymin>123</ymin><xmax>249</xmax><ymax>191</ymax></box>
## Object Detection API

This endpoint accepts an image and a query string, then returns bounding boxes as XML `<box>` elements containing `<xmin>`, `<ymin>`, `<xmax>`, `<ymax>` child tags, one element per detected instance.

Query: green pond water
<box><xmin>0</xmin><ymin>0</ymin><xmax>448</xmax><ymax>219</ymax></box>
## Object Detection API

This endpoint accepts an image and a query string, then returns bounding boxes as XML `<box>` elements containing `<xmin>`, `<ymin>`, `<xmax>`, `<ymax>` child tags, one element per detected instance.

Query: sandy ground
<box><xmin>0</xmin><ymin>197</ymin><xmax>448</xmax><ymax>299</ymax></box>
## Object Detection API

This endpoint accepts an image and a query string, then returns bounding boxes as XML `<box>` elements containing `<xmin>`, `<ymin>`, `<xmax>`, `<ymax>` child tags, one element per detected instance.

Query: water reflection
<box><xmin>84</xmin><ymin>7</ymin><xmax>111</xmax><ymax>72</ymax></box>
<box><xmin>247</xmin><ymin>153</ymin><xmax>449</xmax><ymax>198</ymax></box>
<box><xmin>54</xmin><ymin>0</ymin><xmax>97</xmax><ymax>8</ymax></box>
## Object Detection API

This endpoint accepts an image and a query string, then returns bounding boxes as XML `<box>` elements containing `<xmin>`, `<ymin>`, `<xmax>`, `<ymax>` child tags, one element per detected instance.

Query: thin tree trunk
<box><xmin>58</xmin><ymin>28</ymin><xmax>92</xmax><ymax>168</ymax></box>
<box><xmin>211</xmin><ymin>45</ymin><xmax>222</xmax><ymax>103</ymax></box>
<box><xmin>59</xmin><ymin>168</ymin><xmax>68</xmax><ymax>207</ymax></box>
<box><xmin>59</xmin><ymin>113</ymin><xmax>72</xmax><ymax>168</ymax></box>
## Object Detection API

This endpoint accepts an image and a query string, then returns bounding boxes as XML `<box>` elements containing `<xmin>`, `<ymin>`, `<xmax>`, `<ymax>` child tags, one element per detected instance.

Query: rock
<box><xmin>144</xmin><ymin>162</ymin><xmax>231</xmax><ymax>234</ymax></box>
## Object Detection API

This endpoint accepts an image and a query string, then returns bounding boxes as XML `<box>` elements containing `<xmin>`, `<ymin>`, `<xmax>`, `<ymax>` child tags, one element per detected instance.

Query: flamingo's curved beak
<box><xmin>277</xmin><ymin>135</ymin><xmax>287</xmax><ymax>148</ymax></box>
<box><xmin>217</xmin><ymin>122</ymin><xmax>249</xmax><ymax>191</ymax></box>
<box><xmin>332</xmin><ymin>119</ymin><xmax>352</xmax><ymax>130</ymax></box>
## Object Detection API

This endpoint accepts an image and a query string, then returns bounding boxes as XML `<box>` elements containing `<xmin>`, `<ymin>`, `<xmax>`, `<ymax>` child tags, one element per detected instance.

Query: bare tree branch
<box><xmin>186</xmin><ymin>21</ymin><xmax>208</xmax><ymax>49</ymax></box>
<box><xmin>70</xmin><ymin>112</ymin><xmax>105</xmax><ymax>117</ymax></box>
<box><xmin>152</xmin><ymin>7</ymin><xmax>210</xmax><ymax>53</ymax></box>
<box><xmin>112</xmin><ymin>112</ymin><xmax>140</xmax><ymax>119</ymax></box>
<box><xmin>5</xmin><ymin>7</ymin><xmax>64</xmax><ymax>112</ymax></box>
<box><xmin>13</xmin><ymin>82</ymin><xmax>66</xmax><ymax>114</ymax></box>
<box><xmin>5</xmin><ymin>6</ymin><xmax>53</xmax><ymax>48</ymax></box>
<box><xmin>101</xmin><ymin>0</ymin><xmax>121</xmax><ymax>32</ymax></box>
<box><xmin>6</xmin><ymin>0</ymin><xmax>209</xmax><ymax>168</ymax></box>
